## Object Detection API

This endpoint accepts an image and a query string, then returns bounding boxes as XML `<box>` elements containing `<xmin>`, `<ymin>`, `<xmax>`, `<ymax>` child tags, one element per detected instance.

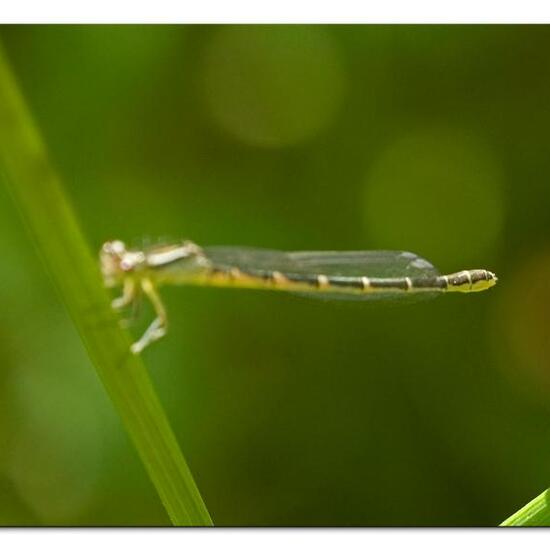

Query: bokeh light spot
<box><xmin>201</xmin><ymin>26</ymin><xmax>346</xmax><ymax>148</ymax></box>
<box><xmin>363</xmin><ymin>128</ymin><xmax>505</xmax><ymax>266</ymax></box>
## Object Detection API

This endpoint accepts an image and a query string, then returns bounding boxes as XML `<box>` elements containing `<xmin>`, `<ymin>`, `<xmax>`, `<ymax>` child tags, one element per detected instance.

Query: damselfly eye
<box><xmin>102</xmin><ymin>240</ymin><xmax>127</xmax><ymax>257</ymax></box>
<box><xmin>120</xmin><ymin>258</ymin><xmax>134</xmax><ymax>271</ymax></box>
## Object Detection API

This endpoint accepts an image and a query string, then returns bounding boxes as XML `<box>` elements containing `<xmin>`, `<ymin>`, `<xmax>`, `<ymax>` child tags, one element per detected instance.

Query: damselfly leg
<box><xmin>130</xmin><ymin>278</ymin><xmax>168</xmax><ymax>354</ymax></box>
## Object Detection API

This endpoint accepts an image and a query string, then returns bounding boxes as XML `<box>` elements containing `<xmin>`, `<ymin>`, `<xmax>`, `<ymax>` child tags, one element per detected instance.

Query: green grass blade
<box><xmin>501</xmin><ymin>489</ymin><xmax>550</xmax><ymax>526</ymax></box>
<box><xmin>0</xmin><ymin>45</ymin><xmax>212</xmax><ymax>526</ymax></box>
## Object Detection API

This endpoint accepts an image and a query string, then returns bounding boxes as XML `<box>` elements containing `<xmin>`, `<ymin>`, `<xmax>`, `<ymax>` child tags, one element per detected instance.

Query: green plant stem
<box><xmin>501</xmin><ymin>489</ymin><xmax>550</xmax><ymax>526</ymax></box>
<box><xmin>0</xmin><ymin>45</ymin><xmax>212</xmax><ymax>526</ymax></box>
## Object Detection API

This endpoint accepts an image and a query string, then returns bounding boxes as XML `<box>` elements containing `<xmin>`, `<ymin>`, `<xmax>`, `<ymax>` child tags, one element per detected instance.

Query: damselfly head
<box><xmin>100</xmin><ymin>240</ymin><xmax>145</xmax><ymax>287</ymax></box>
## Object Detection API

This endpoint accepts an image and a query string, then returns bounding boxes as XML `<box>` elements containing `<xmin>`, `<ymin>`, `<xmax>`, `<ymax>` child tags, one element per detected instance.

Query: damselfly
<box><xmin>100</xmin><ymin>240</ymin><xmax>498</xmax><ymax>354</ymax></box>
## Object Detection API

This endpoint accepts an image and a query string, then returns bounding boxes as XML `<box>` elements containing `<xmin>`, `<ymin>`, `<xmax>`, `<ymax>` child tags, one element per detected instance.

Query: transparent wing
<box><xmin>288</xmin><ymin>250</ymin><xmax>440</xmax><ymax>303</ymax></box>
<box><xmin>287</xmin><ymin>250</ymin><xmax>439</xmax><ymax>278</ymax></box>
<box><xmin>203</xmin><ymin>246</ymin><xmax>296</xmax><ymax>273</ymax></box>
<box><xmin>205</xmin><ymin>248</ymin><xmax>439</xmax><ymax>276</ymax></box>
<box><xmin>204</xmin><ymin>247</ymin><xmax>441</xmax><ymax>303</ymax></box>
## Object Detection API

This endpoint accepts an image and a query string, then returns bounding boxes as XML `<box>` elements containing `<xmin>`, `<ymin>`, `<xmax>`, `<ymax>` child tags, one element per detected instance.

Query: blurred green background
<box><xmin>0</xmin><ymin>24</ymin><xmax>549</xmax><ymax>526</ymax></box>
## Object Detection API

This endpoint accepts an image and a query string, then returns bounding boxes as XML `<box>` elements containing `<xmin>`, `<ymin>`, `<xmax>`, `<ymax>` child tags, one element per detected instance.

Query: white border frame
<box><xmin>1</xmin><ymin>0</ymin><xmax>550</xmax><ymax>23</ymax></box>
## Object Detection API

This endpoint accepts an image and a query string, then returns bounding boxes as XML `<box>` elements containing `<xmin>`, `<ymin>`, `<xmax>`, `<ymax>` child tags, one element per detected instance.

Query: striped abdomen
<box><xmin>201</xmin><ymin>267</ymin><xmax>497</xmax><ymax>295</ymax></box>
